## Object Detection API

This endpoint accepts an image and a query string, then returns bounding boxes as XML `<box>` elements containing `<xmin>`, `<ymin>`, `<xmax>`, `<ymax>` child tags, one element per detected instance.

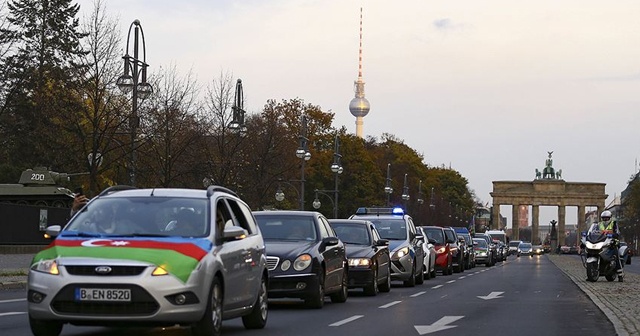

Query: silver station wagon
<box><xmin>27</xmin><ymin>185</ymin><xmax>268</xmax><ymax>336</ymax></box>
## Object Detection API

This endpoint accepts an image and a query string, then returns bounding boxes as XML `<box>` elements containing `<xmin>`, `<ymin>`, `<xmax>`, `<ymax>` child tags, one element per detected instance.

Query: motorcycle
<box><xmin>580</xmin><ymin>223</ymin><xmax>628</xmax><ymax>282</ymax></box>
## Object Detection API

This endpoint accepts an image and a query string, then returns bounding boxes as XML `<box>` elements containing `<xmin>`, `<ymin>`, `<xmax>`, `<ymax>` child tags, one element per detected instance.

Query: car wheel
<box><xmin>192</xmin><ymin>277</ymin><xmax>223</xmax><ymax>336</ymax></box>
<box><xmin>403</xmin><ymin>261</ymin><xmax>416</xmax><ymax>287</ymax></box>
<box><xmin>423</xmin><ymin>261</ymin><xmax>431</xmax><ymax>280</ymax></box>
<box><xmin>330</xmin><ymin>268</ymin><xmax>348</xmax><ymax>303</ymax></box>
<box><xmin>305</xmin><ymin>272</ymin><xmax>325</xmax><ymax>309</ymax></box>
<box><xmin>241</xmin><ymin>274</ymin><xmax>268</xmax><ymax>329</ymax></box>
<box><xmin>364</xmin><ymin>265</ymin><xmax>379</xmax><ymax>296</ymax></box>
<box><xmin>379</xmin><ymin>265</ymin><xmax>391</xmax><ymax>293</ymax></box>
<box><xmin>415</xmin><ymin>260</ymin><xmax>424</xmax><ymax>285</ymax></box>
<box><xmin>29</xmin><ymin>317</ymin><xmax>63</xmax><ymax>336</ymax></box>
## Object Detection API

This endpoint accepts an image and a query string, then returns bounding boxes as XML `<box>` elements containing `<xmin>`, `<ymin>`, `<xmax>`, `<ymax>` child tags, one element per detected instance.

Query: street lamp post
<box><xmin>295</xmin><ymin>113</ymin><xmax>311</xmax><ymax>210</ymax></box>
<box><xmin>311</xmin><ymin>135</ymin><xmax>343</xmax><ymax>218</ymax></box>
<box><xmin>275</xmin><ymin>179</ymin><xmax>300</xmax><ymax>206</ymax></box>
<box><xmin>228</xmin><ymin>79</ymin><xmax>247</xmax><ymax>133</ymax></box>
<box><xmin>401</xmin><ymin>173</ymin><xmax>410</xmax><ymax>208</ymax></box>
<box><xmin>116</xmin><ymin>19</ymin><xmax>153</xmax><ymax>186</ymax></box>
<box><xmin>384</xmin><ymin>163</ymin><xmax>393</xmax><ymax>206</ymax></box>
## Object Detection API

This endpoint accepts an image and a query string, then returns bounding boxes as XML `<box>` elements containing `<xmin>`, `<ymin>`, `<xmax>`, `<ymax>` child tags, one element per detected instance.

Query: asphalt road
<box><xmin>0</xmin><ymin>255</ymin><xmax>616</xmax><ymax>336</ymax></box>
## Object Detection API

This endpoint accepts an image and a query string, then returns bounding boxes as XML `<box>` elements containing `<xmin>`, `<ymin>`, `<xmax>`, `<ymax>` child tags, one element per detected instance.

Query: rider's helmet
<box><xmin>600</xmin><ymin>210</ymin><xmax>612</xmax><ymax>221</ymax></box>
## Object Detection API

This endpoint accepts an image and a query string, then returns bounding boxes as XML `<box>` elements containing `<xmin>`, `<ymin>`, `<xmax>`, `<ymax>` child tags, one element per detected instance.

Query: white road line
<box><xmin>0</xmin><ymin>298</ymin><xmax>26</xmax><ymax>304</ymax></box>
<box><xmin>379</xmin><ymin>301</ymin><xmax>402</xmax><ymax>308</ymax></box>
<box><xmin>458</xmin><ymin>276</ymin><xmax>466</xmax><ymax>279</ymax></box>
<box><xmin>0</xmin><ymin>312</ymin><xmax>26</xmax><ymax>317</ymax></box>
<box><xmin>329</xmin><ymin>315</ymin><xmax>364</xmax><ymax>326</ymax></box>
<box><xmin>432</xmin><ymin>285</ymin><xmax>443</xmax><ymax>289</ymax></box>
<box><xmin>446</xmin><ymin>280</ymin><xmax>456</xmax><ymax>284</ymax></box>
<box><xmin>410</xmin><ymin>291</ymin><xmax>426</xmax><ymax>297</ymax></box>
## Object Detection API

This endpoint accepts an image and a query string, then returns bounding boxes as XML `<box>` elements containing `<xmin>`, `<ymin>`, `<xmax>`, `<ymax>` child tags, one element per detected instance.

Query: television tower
<box><xmin>349</xmin><ymin>7</ymin><xmax>370</xmax><ymax>138</ymax></box>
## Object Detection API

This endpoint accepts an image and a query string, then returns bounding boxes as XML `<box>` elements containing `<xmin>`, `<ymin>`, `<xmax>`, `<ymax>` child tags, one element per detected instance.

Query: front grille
<box><xmin>65</xmin><ymin>266</ymin><xmax>147</xmax><ymax>276</ymax></box>
<box><xmin>266</xmin><ymin>256</ymin><xmax>279</xmax><ymax>271</ymax></box>
<box><xmin>51</xmin><ymin>284</ymin><xmax>159</xmax><ymax>316</ymax></box>
<box><xmin>392</xmin><ymin>260</ymin><xmax>406</xmax><ymax>272</ymax></box>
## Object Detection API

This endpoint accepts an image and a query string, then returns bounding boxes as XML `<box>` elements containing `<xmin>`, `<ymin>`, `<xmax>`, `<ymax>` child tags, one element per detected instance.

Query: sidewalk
<box><xmin>0</xmin><ymin>253</ymin><xmax>32</xmax><ymax>290</ymax></box>
<box><xmin>547</xmin><ymin>254</ymin><xmax>640</xmax><ymax>336</ymax></box>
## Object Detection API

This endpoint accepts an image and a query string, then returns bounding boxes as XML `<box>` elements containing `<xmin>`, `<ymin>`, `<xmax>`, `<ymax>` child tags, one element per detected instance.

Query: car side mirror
<box><xmin>222</xmin><ymin>226</ymin><xmax>247</xmax><ymax>241</ymax></box>
<box><xmin>321</xmin><ymin>237</ymin><xmax>340</xmax><ymax>250</ymax></box>
<box><xmin>44</xmin><ymin>225</ymin><xmax>61</xmax><ymax>239</ymax></box>
<box><xmin>375</xmin><ymin>239</ymin><xmax>389</xmax><ymax>247</ymax></box>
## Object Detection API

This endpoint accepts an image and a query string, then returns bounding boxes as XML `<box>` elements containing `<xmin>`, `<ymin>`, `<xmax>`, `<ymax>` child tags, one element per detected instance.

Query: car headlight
<box><xmin>394</xmin><ymin>247</ymin><xmax>410</xmax><ymax>259</ymax></box>
<box><xmin>31</xmin><ymin>259</ymin><xmax>59</xmax><ymax>275</ymax></box>
<box><xmin>293</xmin><ymin>254</ymin><xmax>312</xmax><ymax>271</ymax></box>
<box><xmin>348</xmin><ymin>258</ymin><xmax>371</xmax><ymax>267</ymax></box>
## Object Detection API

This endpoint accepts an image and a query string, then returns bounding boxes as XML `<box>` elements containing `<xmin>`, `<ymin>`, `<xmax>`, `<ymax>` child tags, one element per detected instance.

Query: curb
<box><xmin>0</xmin><ymin>280</ymin><xmax>26</xmax><ymax>290</ymax></box>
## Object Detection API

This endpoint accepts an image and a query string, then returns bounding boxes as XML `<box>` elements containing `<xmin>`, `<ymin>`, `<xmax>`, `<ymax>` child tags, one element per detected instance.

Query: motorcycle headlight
<box><xmin>348</xmin><ymin>258</ymin><xmax>371</xmax><ymax>267</ymax></box>
<box><xmin>293</xmin><ymin>254</ymin><xmax>312</xmax><ymax>271</ymax></box>
<box><xmin>586</xmin><ymin>242</ymin><xmax>603</xmax><ymax>250</ymax></box>
<box><xmin>31</xmin><ymin>259</ymin><xmax>59</xmax><ymax>275</ymax></box>
<box><xmin>394</xmin><ymin>247</ymin><xmax>410</xmax><ymax>259</ymax></box>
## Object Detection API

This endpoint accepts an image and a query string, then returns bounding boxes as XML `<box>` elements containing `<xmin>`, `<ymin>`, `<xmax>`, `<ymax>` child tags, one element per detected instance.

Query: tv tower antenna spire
<box><xmin>349</xmin><ymin>7</ymin><xmax>371</xmax><ymax>138</ymax></box>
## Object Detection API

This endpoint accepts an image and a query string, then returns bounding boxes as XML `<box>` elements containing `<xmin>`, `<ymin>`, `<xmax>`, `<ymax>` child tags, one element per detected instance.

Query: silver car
<box><xmin>27</xmin><ymin>185</ymin><xmax>268</xmax><ymax>336</ymax></box>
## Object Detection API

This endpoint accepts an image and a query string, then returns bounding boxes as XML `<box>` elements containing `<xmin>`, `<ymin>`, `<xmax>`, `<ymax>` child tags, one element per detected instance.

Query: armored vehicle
<box><xmin>0</xmin><ymin>167</ymin><xmax>75</xmax><ymax>207</ymax></box>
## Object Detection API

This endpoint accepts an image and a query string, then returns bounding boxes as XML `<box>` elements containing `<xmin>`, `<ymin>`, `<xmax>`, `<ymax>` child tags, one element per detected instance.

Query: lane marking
<box><xmin>411</xmin><ymin>291</ymin><xmax>426</xmax><ymax>297</ymax></box>
<box><xmin>0</xmin><ymin>298</ymin><xmax>26</xmax><ymax>304</ymax></box>
<box><xmin>446</xmin><ymin>280</ymin><xmax>456</xmax><ymax>284</ymax></box>
<box><xmin>379</xmin><ymin>300</ymin><xmax>402</xmax><ymax>308</ymax></box>
<box><xmin>431</xmin><ymin>285</ymin><xmax>443</xmax><ymax>289</ymax></box>
<box><xmin>458</xmin><ymin>276</ymin><xmax>466</xmax><ymax>279</ymax></box>
<box><xmin>0</xmin><ymin>312</ymin><xmax>26</xmax><ymax>317</ymax></box>
<box><xmin>329</xmin><ymin>315</ymin><xmax>364</xmax><ymax>326</ymax></box>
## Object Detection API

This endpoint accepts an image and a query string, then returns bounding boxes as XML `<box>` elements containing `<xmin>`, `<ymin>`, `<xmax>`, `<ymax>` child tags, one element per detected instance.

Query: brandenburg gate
<box><xmin>490</xmin><ymin>152</ymin><xmax>607</xmax><ymax>245</ymax></box>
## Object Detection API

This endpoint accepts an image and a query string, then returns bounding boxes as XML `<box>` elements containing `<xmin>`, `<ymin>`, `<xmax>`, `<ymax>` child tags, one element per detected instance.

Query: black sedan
<box><xmin>253</xmin><ymin>210</ymin><xmax>349</xmax><ymax>308</ymax></box>
<box><xmin>329</xmin><ymin>219</ymin><xmax>391</xmax><ymax>296</ymax></box>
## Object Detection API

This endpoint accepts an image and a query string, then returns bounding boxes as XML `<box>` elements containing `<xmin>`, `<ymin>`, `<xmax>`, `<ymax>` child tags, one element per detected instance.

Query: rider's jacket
<box><xmin>598</xmin><ymin>219</ymin><xmax>619</xmax><ymax>237</ymax></box>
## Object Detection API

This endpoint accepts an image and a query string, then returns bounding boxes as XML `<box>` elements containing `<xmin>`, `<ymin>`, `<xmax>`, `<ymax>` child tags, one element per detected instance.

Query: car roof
<box><xmin>253</xmin><ymin>210</ymin><xmax>319</xmax><ymax>216</ymax></box>
<box><xmin>328</xmin><ymin>219</ymin><xmax>372</xmax><ymax>226</ymax></box>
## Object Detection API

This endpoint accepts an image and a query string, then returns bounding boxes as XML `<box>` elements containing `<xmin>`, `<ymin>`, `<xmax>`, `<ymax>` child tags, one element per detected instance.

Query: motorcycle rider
<box><xmin>598</xmin><ymin>210</ymin><xmax>622</xmax><ymax>273</ymax></box>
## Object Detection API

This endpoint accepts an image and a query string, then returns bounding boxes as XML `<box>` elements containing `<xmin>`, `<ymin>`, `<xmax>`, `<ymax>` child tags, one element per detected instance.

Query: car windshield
<box><xmin>520</xmin><ymin>243</ymin><xmax>532</xmax><ymax>248</ymax></box>
<box><xmin>424</xmin><ymin>228</ymin><xmax>445</xmax><ymax>245</ymax></box>
<box><xmin>509</xmin><ymin>241</ymin><xmax>521</xmax><ymax>247</ymax></box>
<box><xmin>331</xmin><ymin>224</ymin><xmax>371</xmax><ymax>245</ymax></box>
<box><xmin>255</xmin><ymin>215</ymin><xmax>317</xmax><ymax>241</ymax></box>
<box><xmin>65</xmin><ymin>197</ymin><xmax>209</xmax><ymax>237</ymax></box>
<box><xmin>474</xmin><ymin>238</ymin><xmax>487</xmax><ymax>248</ymax></box>
<box><xmin>369</xmin><ymin>218</ymin><xmax>407</xmax><ymax>240</ymax></box>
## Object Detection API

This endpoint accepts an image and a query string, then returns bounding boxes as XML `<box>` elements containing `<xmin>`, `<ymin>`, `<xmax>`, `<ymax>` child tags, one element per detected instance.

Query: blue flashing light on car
<box><xmin>354</xmin><ymin>207</ymin><xmax>405</xmax><ymax>216</ymax></box>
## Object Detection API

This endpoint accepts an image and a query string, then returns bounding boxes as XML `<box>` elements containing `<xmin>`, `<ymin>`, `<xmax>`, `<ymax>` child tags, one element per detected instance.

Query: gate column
<box><xmin>558</xmin><ymin>205</ymin><xmax>566</xmax><ymax>246</ymax></box>
<box><xmin>577</xmin><ymin>205</ymin><xmax>586</xmax><ymax>238</ymax></box>
<box><xmin>492</xmin><ymin>204</ymin><xmax>501</xmax><ymax>230</ymax></box>
<box><xmin>511</xmin><ymin>205</ymin><xmax>519</xmax><ymax>240</ymax></box>
<box><xmin>532</xmin><ymin>205</ymin><xmax>539</xmax><ymax>244</ymax></box>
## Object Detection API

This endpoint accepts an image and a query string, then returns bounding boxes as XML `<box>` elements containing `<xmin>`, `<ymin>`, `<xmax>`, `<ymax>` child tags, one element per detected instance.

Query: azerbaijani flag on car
<box><xmin>32</xmin><ymin>236</ymin><xmax>212</xmax><ymax>283</ymax></box>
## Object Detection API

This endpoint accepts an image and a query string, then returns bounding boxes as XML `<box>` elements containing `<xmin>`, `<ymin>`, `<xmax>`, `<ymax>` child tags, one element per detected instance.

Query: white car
<box><xmin>418</xmin><ymin>227</ymin><xmax>437</xmax><ymax>279</ymax></box>
<box><xmin>28</xmin><ymin>185</ymin><xmax>268</xmax><ymax>336</ymax></box>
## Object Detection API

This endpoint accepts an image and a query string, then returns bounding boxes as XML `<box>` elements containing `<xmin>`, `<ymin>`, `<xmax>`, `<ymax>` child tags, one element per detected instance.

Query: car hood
<box><xmin>345</xmin><ymin>244</ymin><xmax>376</xmax><ymax>258</ymax></box>
<box><xmin>32</xmin><ymin>236</ymin><xmax>213</xmax><ymax>283</ymax></box>
<box><xmin>387</xmin><ymin>239</ymin><xmax>408</xmax><ymax>252</ymax></box>
<box><xmin>264</xmin><ymin>240</ymin><xmax>317</xmax><ymax>258</ymax></box>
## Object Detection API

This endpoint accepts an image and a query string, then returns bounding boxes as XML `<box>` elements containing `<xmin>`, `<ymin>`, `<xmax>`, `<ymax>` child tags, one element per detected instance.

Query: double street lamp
<box><xmin>401</xmin><ymin>173</ymin><xmax>410</xmax><ymax>207</ymax></box>
<box><xmin>228</xmin><ymin>79</ymin><xmax>247</xmax><ymax>133</ymax></box>
<box><xmin>384</xmin><ymin>163</ymin><xmax>393</xmax><ymax>206</ymax></box>
<box><xmin>294</xmin><ymin>113</ymin><xmax>311</xmax><ymax>210</ymax></box>
<box><xmin>312</xmin><ymin>134</ymin><xmax>343</xmax><ymax>218</ymax></box>
<box><xmin>116</xmin><ymin>19</ymin><xmax>153</xmax><ymax>186</ymax></box>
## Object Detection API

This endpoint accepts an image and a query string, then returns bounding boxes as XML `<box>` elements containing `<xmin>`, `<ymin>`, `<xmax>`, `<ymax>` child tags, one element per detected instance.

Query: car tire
<box><xmin>364</xmin><ymin>265</ymin><xmax>379</xmax><ymax>296</ymax></box>
<box><xmin>305</xmin><ymin>272</ymin><xmax>325</xmax><ymax>309</ymax></box>
<box><xmin>192</xmin><ymin>277</ymin><xmax>223</xmax><ymax>336</ymax></box>
<box><xmin>423</xmin><ymin>262</ymin><xmax>431</xmax><ymax>280</ymax></box>
<box><xmin>29</xmin><ymin>317</ymin><xmax>63</xmax><ymax>336</ymax></box>
<box><xmin>379</xmin><ymin>266</ymin><xmax>391</xmax><ymax>293</ymax></box>
<box><xmin>403</xmin><ymin>262</ymin><xmax>416</xmax><ymax>287</ymax></box>
<box><xmin>330</xmin><ymin>268</ymin><xmax>348</xmax><ymax>303</ymax></box>
<box><xmin>415</xmin><ymin>260</ymin><xmax>424</xmax><ymax>285</ymax></box>
<box><xmin>241</xmin><ymin>274</ymin><xmax>268</xmax><ymax>329</ymax></box>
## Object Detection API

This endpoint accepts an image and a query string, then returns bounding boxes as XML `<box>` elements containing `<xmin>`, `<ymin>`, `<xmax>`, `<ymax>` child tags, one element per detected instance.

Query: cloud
<box><xmin>433</xmin><ymin>18</ymin><xmax>463</xmax><ymax>31</ymax></box>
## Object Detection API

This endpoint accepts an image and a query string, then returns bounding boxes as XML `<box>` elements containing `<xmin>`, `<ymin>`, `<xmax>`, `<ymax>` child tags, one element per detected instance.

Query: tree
<box><xmin>0</xmin><ymin>0</ymin><xmax>87</xmax><ymax>171</ymax></box>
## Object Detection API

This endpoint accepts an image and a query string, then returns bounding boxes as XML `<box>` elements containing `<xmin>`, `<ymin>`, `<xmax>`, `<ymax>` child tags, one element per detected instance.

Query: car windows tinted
<box><xmin>332</xmin><ymin>223</ymin><xmax>370</xmax><ymax>245</ymax></box>
<box><xmin>255</xmin><ymin>215</ymin><xmax>318</xmax><ymax>241</ymax></box>
<box><xmin>370</xmin><ymin>219</ymin><xmax>407</xmax><ymax>240</ymax></box>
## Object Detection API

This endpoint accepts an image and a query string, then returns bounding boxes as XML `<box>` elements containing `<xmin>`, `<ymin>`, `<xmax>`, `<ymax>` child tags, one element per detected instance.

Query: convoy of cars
<box><xmin>32</xmin><ymin>188</ymin><xmax>526</xmax><ymax>336</ymax></box>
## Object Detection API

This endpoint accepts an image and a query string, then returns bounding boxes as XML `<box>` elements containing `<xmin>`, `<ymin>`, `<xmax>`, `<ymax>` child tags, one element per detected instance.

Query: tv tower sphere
<box><xmin>349</xmin><ymin>96</ymin><xmax>370</xmax><ymax>118</ymax></box>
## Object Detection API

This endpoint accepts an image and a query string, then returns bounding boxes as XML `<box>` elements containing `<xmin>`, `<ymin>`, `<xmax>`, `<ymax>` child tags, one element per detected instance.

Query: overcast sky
<box><xmin>84</xmin><ymin>0</ymin><xmax>640</xmax><ymax>228</ymax></box>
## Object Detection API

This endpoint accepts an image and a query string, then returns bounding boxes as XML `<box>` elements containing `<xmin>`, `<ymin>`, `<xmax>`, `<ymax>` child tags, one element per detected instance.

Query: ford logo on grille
<box><xmin>95</xmin><ymin>266</ymin><xmax>112</xmax><ymax>275</ymax></box>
